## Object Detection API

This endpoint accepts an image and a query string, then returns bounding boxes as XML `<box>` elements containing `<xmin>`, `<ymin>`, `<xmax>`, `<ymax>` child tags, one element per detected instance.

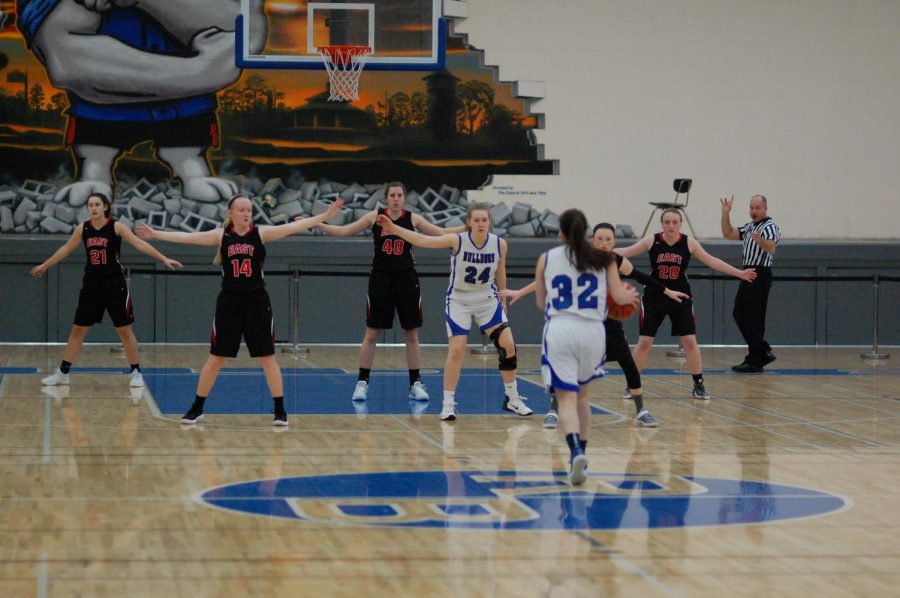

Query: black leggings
<box><xmin>605</xmin><ymin>321</ymin><xmax>641</xmax><ymax>390</ymax></box>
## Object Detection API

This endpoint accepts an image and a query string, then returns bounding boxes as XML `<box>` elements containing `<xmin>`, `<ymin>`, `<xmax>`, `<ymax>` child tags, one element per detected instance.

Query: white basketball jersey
<box><xmin>448</xmin><ymin>232</ymin><xmax>502</xmax><ymax>303</ymax></box>
<box><xmin>542</xmin><ymin>245</ymin><xmax>607</xmax><ymax>322</ymax></box>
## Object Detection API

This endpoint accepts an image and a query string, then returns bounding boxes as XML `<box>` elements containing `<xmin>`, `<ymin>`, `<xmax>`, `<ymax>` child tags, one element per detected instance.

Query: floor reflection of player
<box><xmin>717</xmin><ymin>404</ymin><xmax>773</xmax><ymax>541</ymax></box>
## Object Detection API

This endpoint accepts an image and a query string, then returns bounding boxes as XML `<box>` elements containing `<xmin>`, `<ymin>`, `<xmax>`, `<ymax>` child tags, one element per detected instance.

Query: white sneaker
<box><xmin>42</xmin><ymin>369</ymin><xmax>70</xmax><ymax>386</ymax></box>
<box><xmin>408</xmin><ymin>380</ymin><xmax>429</xmax><ymax>401</ymax></box>
<box><xmin>128</xmin><ymin>370</ymin><xmax>145</xmax><ymax>388</ymax></box>
<box><xmin>352</xmin><ymin>380</ymin><xmax>368</xmax><ymax>401</ymax></box>
<box><xmin>569</xmin><ymin>453</ymin><xmax>588</xmax><ymax>486</ymax></box>
<box><xmin>503</xmin><ymin>394</ymin><xmax>534</xmax><ymax>416</ymax></box>
<box><xmin>440</xmin><ymin>400</ymin><xmax>458</xmax><ymax>421</ymax></box>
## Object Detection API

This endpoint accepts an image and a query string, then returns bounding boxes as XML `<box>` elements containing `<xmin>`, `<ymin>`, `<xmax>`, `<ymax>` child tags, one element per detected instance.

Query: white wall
<box><xmin>456</xmin><ymin>0</ymin><xmax>900</xmax><ymax>239</ymax></box>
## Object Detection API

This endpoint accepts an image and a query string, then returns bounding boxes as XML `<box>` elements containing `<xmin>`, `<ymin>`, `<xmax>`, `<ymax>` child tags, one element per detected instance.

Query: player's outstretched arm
<box><xmin>317</xmin><ymin>209</ymin><xmax>375</xmax><ymax>237</ymax></box>
<box><xmin>410</xmin><ymin>214</ymin><xmax>466</xmax><ymax>236</ymax></box>
<box><xmin>375</xmin><ymin>214</ymin><xmax>458</xmax><ymax>250</ymax></box>
<box><xmin>688</xmin><ymin>238</ymin><xmax>757</xmax><ymax>282</ymax></box>
<box><xmin>31</xmin><ymin>225</ymin><xmax>84</xmax><ymax>277</ymax></box>
<box><xmin>614</xmin><ymin>236</ymin><xmax>653</xmax><ymax>258</ymax></box>
<box><xmin>261</xmin><ymin>199</ymin><xmax>345</xmax><ymax>244</ymax></box>
<box><xmin>136</xmin><ymin>224</ymin><xmax>223</xmax><ymax>247</ymax></box>
<box><xmin>607</xmin><ymin>265</ymin><xmax>640</xmax><ymax>307</ymax></box>
<box><xmin>117</xmin><ymin>222</ymin><xmax>183</xmax><ymax>270</ymax></box>
<box><xmin>533</xmin><ymin>254</ymin><xmax>548</xmax><ymax>309</ymax></box>
<box><xmin>499</xmin><ymin>281</ymin><xmax>537</xmax><ymax>305</ymax></box>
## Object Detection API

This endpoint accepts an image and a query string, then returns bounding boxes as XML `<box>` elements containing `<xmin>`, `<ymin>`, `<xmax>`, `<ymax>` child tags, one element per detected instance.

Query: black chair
<box><xmin>641</xmin><ymin>178</ymin><xmax>696</xmax><ymax>237</ymax></box>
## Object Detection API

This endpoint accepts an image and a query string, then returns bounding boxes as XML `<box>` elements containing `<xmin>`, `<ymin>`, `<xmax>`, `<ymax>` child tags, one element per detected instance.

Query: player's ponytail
<box><xmin>213</xmin><ymin>195</ymin><xmax>245</xmax><ymax>265</ymax></box>
<box><xmin>559</xmin><ymin>209</ymin><xmax>614</xmax><ymax>273</ymax></box>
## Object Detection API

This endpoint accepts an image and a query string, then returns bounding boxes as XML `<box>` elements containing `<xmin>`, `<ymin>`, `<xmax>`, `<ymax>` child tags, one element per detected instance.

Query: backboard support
<box><xmin>237</xmin><ymin>0</ymin><xmax>446</xmax><ymax>71</ymax></box>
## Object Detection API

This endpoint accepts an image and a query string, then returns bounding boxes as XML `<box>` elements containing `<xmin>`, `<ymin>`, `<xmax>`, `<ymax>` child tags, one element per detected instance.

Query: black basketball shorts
<box><xmin>366</xmin><ymin>268</ymin><xmax>423</xmax><ymax>330</ymax></box>
<box><xmin>639</xmin><ymin>295</ymin><xmax>696</xmax><ymax>337</ymax></box>
<box><xmin>210</xmin><ymin>289</ymin><xmax>275</xmax><ymax>358</ymax></box>
<box><xmin>73</xmin><ymin>274</ymin><xmax>134</xmax><ymax>328</ymax></box>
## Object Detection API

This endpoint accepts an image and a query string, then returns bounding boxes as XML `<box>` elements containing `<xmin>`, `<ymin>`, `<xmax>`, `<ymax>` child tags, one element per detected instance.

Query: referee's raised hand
<box><xmin>720</xmin><ymin>195</ymin><xmax>734</xmax><ymax>213</ymax></box>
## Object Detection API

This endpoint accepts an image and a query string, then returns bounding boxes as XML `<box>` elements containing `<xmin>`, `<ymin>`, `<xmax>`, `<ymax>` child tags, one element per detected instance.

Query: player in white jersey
<box><xmin>534</xmin><ymin>209</ymin><xmax>639</xmax><ymax>485</ymax></box>
<box><xmin>376</xmin><ymin>203</ymin><xmax>533</xmax><ymax>422</ymax></box>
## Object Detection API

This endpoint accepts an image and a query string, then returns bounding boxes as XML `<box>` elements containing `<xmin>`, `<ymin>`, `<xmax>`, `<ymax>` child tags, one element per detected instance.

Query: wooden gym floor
<box><xmin>1</xmin><ymin>344</ymin><xmax>898</xmax><ymax>597</ymax></box>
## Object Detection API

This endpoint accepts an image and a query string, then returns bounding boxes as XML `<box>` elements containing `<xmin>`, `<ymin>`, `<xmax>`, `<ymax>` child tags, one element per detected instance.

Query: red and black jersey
<box><xmin>220</xmin><ymin>225</ymin><xmax>266</xmax><ymax>293</ymax></box>
<box><xmin>647</xmin><ymin>233</ymin><xmax>692</xmax><ymax>296</ymax></box>
<box><xmin>371</xmin><ymin>208</ymin><xmax>415</xmax><ymax>272</ymax></box>
<box><xmin>82</xmin><ymin>218</ymin><xmax>123</xmax><ymax>278</ymax></box>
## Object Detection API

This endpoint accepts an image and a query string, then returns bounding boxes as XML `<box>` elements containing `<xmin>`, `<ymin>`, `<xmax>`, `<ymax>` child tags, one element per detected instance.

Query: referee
<box><xmin>721</xmin><ymin>195</ymin><xmax>781</xmax><ymax>373</ymax></box>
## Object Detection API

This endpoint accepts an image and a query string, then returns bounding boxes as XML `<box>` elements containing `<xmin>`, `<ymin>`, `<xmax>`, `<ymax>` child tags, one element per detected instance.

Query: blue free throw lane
<box><xmin>144</xmin><ymin>367</ymin><xmax>612</xmax><ymax>416</ymax></box>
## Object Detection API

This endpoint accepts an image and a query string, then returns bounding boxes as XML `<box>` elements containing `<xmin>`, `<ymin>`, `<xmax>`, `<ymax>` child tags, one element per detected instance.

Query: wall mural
<box><xmin>0</xmin><ymin>1</ymin><xmax>556</xmax><ymax>237</ymax></box>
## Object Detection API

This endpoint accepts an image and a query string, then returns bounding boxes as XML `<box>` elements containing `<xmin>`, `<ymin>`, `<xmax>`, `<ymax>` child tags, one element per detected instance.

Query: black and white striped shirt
<box><xmin>738</xmin><ymin>217</ymin><xmax>781</xmax><ymax>267</ymax></box>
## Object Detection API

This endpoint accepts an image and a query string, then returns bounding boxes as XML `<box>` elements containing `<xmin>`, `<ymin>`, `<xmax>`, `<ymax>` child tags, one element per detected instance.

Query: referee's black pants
<box><xmin>732</xmin><ymin>266</ymin><xmax>773</xmax><ymax>366</ymax></box>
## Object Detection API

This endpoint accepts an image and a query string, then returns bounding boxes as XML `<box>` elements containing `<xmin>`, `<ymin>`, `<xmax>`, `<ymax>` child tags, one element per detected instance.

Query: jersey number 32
<box><xmin>551</xmin><ymin>273</ymin><xmax>599</xmax><ymax>310</ymax></box>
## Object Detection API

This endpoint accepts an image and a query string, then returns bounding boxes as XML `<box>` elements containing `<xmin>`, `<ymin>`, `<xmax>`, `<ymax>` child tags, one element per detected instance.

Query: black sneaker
<box><xmin>763</xmin><ymin>351</ymin><xmax>777</xmax><ymax>366</ymax></box>
<box><xmin>273</xmin><ymin>406</ymin><xmax>289</xmax><ymax>426</ymax></box>
<box><xmin>692</xmin><ymin>381</ymin><xmax>710</xmax><ymax>400</ymax></box>
<box><xmin>180</xmin><ymin>403</ymin><xmax>204</xmax><ymax>424</ymax></box>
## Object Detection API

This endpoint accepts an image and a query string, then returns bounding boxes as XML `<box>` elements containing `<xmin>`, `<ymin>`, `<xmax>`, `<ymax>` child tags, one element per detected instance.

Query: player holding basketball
<box><xmin>503</xmin><ymin>222</ymin><xmax>689</xmax><ymax>428</ymax></box>
<box><xmin>317</xmin><ymin>182</ymin><xmax>460</xmax><ymax>405</ymax></box>
<box><xmin>376</xmin><ymin>202</ymin><xmax>534</xmax><ymax>421</ymax></box>
<box><xmin>534</xmin><ymin>209</ymin><xmax>639</xmax><ymax>485</ymax></box>
<box><xmin>32</xmin><ymin>192</ymin><xmax>183</xmax><ymax>387</ymax></box>
<box><xmin>615</xmin><ymin>209</ymin><xmax>757</xmax><ymax>399</ymax></box>
<box><xmin>137</xmin><ymin>195</ymin><xmax>344</xmax><ymax>426</ymax></box>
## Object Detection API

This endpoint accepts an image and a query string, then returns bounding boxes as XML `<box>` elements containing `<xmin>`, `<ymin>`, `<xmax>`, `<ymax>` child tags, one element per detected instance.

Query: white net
<box><xmin>318</xmin><ymin>46</ymin><xmax>371</xmax><ymax>102</ymax></box>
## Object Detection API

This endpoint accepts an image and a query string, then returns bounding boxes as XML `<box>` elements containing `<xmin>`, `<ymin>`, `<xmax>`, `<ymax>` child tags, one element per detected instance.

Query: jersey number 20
<box><xmin>551</xmin><ymin>273</ymin><xmax>599</xmax><ymax>310</ymax></box>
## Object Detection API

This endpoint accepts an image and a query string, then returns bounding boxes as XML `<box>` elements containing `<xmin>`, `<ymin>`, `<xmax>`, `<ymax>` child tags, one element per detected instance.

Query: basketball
<box><xmin>607</xmin><ymin>283</ymin><xmax>637</xmax><ymax>320</ymax></box>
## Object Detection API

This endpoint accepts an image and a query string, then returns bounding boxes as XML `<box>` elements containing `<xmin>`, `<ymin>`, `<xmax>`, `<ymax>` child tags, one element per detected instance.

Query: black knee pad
<box><xmin>489</xmin><ymin>324</ymin><xmax>517</xmax><ymax>370</ymax></box>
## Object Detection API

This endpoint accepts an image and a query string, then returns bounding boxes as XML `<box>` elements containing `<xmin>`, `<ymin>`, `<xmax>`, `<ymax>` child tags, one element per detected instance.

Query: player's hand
<box><xmin>163</xmin><ymin>259</ymin><xmax>183</xmax><ymax>271</ymax></box>
<box><xmin>136</xmin><ymin>224</ymin><xmax>156</xmax><ymax>239</ymax></box>
<box><xmin>663</xmin><ymin>288</ymin><xmax>690</xmax><ymax>303</ymax></box>
<box><xmin>499</xmin><ymin>288</ymin><xmax>525</xmax><ymax>305</ymax></box>
<box><xmin>720</xmin><ymin>195</ymin><xmax>734</xmax><ymax>214</ymax></box>
<box><xmin>740</xmin><ymin>267</ymin><xmax>758</xmax><ymax>282</ymax></box>
<box><xmin>375</xmin><ymin>214</ymin><xmax>393</xmax><ymax>231</ymax></box>
<box><xmin>31</xmin><ymin>264</ymin><xmax>48</xmax><ymax>278</ymax></box>
<box><xmin>323</xmin><ymin>198</ymin><xmax>345</xmax><ymax>220</ymax></box>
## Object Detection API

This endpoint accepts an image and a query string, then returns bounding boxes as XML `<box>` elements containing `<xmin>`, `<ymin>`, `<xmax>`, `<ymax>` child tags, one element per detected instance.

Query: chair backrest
<box><xmin>672</xmin><ymin>178</ymin><xmax>692</xmax><ymax>207</ymax></box>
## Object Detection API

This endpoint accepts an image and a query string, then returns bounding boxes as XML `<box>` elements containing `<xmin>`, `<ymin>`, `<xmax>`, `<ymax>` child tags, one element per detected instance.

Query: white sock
<box><xmin>443</xmin><ymin>390</ymin><xmax>455</xmax><ymax>404</ymax></box>
<box><xmin>504</xmin><ymin>381</ymin><xmax>518</xmax><ymax>400</ymax></box>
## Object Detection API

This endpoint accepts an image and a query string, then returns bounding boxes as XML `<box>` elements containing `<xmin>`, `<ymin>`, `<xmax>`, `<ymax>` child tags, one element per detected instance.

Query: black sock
<box><xmin>692</xmin><ymin>373</ymin><xmax>704</xmax><ymax>385</ymax></box>
<box><xmin>193</xmin><ymin>395</ymin><xmax>207</xmax><ymax>409</ymax></box>
<box><xmin>578</xmin><ymin>439</ymin><xmax>588</xmax><ymax>452</ymax></box>
<box><xmin>565</xmin><ymin>433</ymin><xmax>582</xmax><ymax>455</ymax></box>
<box><xmin>632</xmin><ymin>393</ymin><xmax>644</xmax><ymax>414</ymax></box>
<box><xmin>273</xmin><ymin>396</ymin><xmax>284</xmax><ymax>412</ymax></box>
<box><xmin>130</xmin><ymin>363</ymin><xmax>141</xmax><ymax>373</ymax></box>
<box><xmin>408</xmin><ymin>369</ymin><xmax>421</xmax><ymax>386</ymax></box>
<box><xmin>60</xmin><ymin>361</ymin><xmax>72</xmax><ymax>374</ymax></box>
<box><xmin>358</xmin><ymin>368</ymin><xmax>371</xmax><ymax>382</ymax></box>
<box><xmin>549</xmin><ymin>390</ymin><xmax>558</xmax><ymax>412</ymax></box>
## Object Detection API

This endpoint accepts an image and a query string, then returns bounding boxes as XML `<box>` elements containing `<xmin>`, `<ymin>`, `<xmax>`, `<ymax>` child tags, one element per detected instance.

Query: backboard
<box><xmin>237</xmin><ymin>0</ymin><xmax>446</xmax><ymax>70</ymax></box>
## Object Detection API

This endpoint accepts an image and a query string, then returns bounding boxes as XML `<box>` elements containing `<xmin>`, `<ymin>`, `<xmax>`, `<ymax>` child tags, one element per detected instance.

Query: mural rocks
<box><xmin>0</xmin><ymin>178</ymin><xmax>560</xmax><ymax>238</ymax></box>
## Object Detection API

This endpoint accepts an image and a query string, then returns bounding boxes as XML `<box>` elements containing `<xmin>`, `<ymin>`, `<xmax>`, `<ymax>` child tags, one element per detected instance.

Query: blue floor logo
<box><xmin>198</xmin><ymin>470</ymin><xmax>848</xmax><ymax>530</ymax></box>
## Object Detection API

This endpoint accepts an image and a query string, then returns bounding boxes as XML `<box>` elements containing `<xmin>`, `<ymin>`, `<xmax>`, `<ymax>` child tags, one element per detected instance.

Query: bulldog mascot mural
<box><xmin>16</xmin><ymin>0</ymin><xmax>266</xmax><ymax>204</ymax></box>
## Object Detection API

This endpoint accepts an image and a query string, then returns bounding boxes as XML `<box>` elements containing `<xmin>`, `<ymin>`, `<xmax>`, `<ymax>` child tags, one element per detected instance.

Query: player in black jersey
<box><xmin>32</xmin><ymin>192</ymin><xmax>182</xmax><ymax>387</ymax></box>
<box><xmin>502</xmin><ymin>222</ymin><xmax>690</xmax><ymax>428</ymax></box>
<box><xmin>616</xmin><ymin>209</ymin><xmax>757</xmax><ymax>399</ymax></box>
<box><xmin>317</xmin><ymin>182</ymin><xmax>463</xmax><ymax>409</ymax></box>
<box><xmin>138</xmin><ymin>195</ymin><xmax>345</xmax><ymax>426</ymax></box>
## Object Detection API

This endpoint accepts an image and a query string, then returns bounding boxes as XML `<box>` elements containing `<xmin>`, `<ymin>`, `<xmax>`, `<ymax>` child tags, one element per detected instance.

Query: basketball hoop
<box><xmin>318</xmin><ymin>45</ymin><xmax>371</xmax><ymax>102</ymax></box>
